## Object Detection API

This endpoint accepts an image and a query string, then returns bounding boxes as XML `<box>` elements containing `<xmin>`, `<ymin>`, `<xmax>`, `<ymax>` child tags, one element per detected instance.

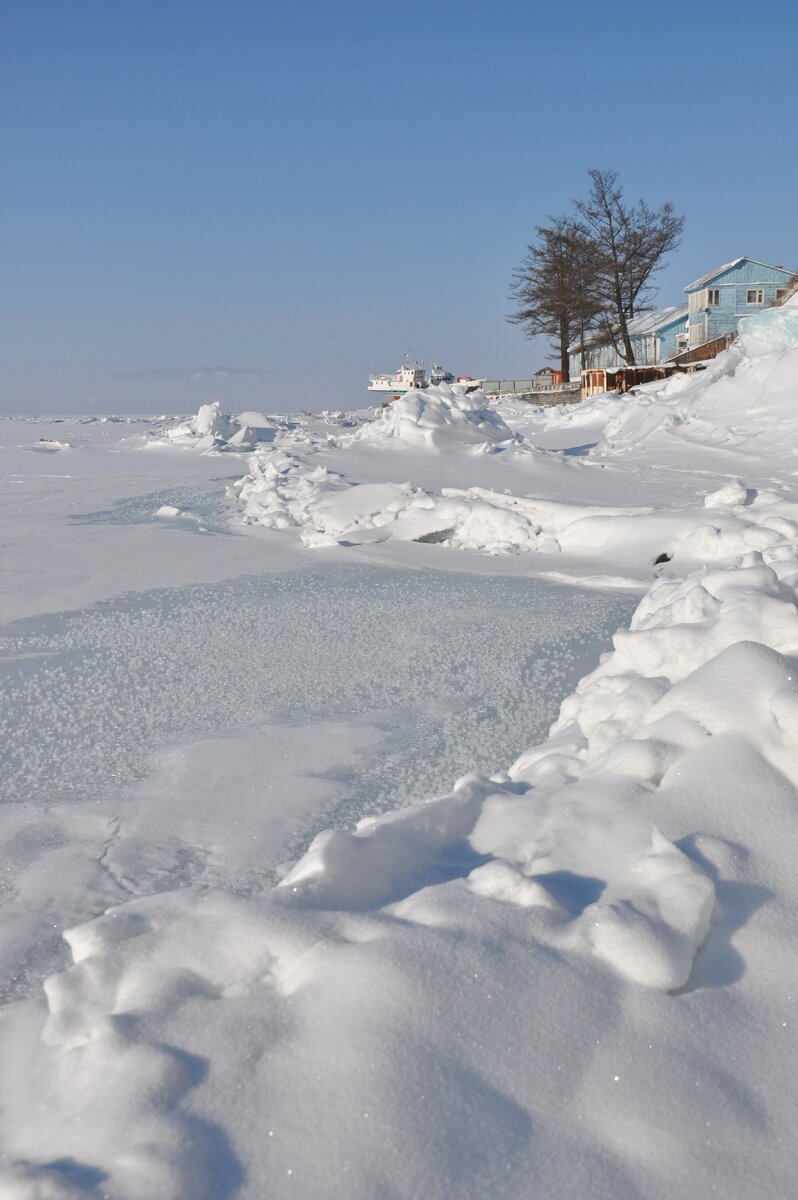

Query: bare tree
<box><xmin>507</xmin><ymin>216</ymin><xmax>601</xmax><ymax>382</ymax></box>
<box><xmin>575</xmin><ymin>169</ymin><xmax>684</xmax><ymax>365</ymax></box>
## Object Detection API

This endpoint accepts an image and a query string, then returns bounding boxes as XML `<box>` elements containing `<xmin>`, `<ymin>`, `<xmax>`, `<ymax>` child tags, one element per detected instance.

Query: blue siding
<box><xmin>570</xmin><ymin>259</ymin><xmax>795</xmax><ymax>376</ymax></box>
<box><xmin>705</xmin><ymin>261</ymin><xmax>794</xmax><ymax>287</ymax></box>
<box><xmin>658</xmin><ymin>318</ymin><xmax>688</xmax><ymax>360</ymax></box>
<box><xmin>686</xmin><ymin>259</ymin><xmax>796</xmax><ymax>346</ymax></box>
<box><xmin>570</xmin><ymin>312</ymin><xmax>688</xmax><ymax>376</ymax></box>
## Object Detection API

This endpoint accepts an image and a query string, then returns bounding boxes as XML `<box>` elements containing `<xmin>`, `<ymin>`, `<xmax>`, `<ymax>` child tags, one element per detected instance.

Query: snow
<box><xmin>625</xmin><ymin>303</ymin><xmax>688</xmax><ymax>335</ymax></box>
<box><xmin>567</xmin><ymin>305</ymin><xmax>688</xmax><ymax>354</ymax></box>
<box><xmin>683</xmin><ymin>257</ymin><xmax>746</xmax><ymax>291</ymax></box>
<box><xmin>157</xmin><ymin>401</ymin><xmax>277</xmax><ymax>452</ymax></box>
<box><xmin>356</xmin><ymin>384</ymin><xmax>517</xmax><ymax>448</ymax></box>
<box><xmin>3</xmin><ymin>297</ymin><xmax>798</xmax><ymax>1197</ymax></box>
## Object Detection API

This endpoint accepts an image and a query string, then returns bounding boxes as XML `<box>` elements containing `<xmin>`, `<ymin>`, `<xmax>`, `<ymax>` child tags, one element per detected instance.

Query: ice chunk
<box><xmin>738</xmin><ymin>305</ymin><xmax>798</xmax><ymax>358</ymax></box>
<box><xmin>704</xmin><ymin>479</ymin><xmax>747</xmax><ymax>508</ymax></box>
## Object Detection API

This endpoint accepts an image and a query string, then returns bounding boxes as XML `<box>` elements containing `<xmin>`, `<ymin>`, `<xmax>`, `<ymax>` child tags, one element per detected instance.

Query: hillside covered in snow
<box><xmin>3</xmin><ymin>299</ymin><xmax>798</xmax><ymax>1198</ymax></box>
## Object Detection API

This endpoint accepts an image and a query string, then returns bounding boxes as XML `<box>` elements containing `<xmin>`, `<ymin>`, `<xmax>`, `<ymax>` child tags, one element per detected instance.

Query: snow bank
<box><xmin>360</xmin><ymin>385</ymin><xmax>516</xmax><ymax>450</ymax></box>
<box><xmin>278</xmin><ymin>526</ymin><xmax>798</xmax><ymax>989</ymax></box>
<box><xmin>7</xmin><ymin>300</ymin><xmax>798</xmax><ymax>1197</ymax></box>
<box><xmin>12</xmin><ymin>523</ymin><xmax>798</xmax><ymax>1195</ymax></box>
<box><xmin>157</xmin><ymin>401</ymin><xmax>276</xmax><ymax>452</ymax></box>
<box><xmin>230</xmin><ymin>315</ymin><xmax>798</xmax><ymax>567</ymax></box>
<box><xmin>234</xmin><ymin>442</ymin><xmax>798</xmax><ymax>571</ymax></box>
<box><xmin>598</xmin><ymin>295</ymin><xmax>798</xmax><ymax>457</ymax></box>
<box><xmin>738</xmin><ymin>301</ymin><xmax>798</xmax><ymax>357</ymax></box>
<box><xmin>232</xmin><ymin>450</ymin><xmax>544</xmax><ymax>552</ymax></box>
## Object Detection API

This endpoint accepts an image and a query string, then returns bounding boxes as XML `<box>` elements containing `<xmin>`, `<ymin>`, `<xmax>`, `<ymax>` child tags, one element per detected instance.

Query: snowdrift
<box><xmin>599</xmin><ymin>296</ymin><xmax>798</xmax><ymax>457</ymax></box>
<box><xmin>156</xmin><ymin>401</ymin><xmax>276</xmax><ymax>451</ymax></box>
<box><xmin>359</xmin><ymin>385</ymin><xmax>516</xmax><ymax>449</ymax></box>
<box><xmin>7</xmin><ymin>299</ymin><xmax>798</xmax><ymax>1198</ymax></box>
<box><xmin>232</xmin><ymin>305</ymin><xmax>798</xmax><ymax>569</ymax></box>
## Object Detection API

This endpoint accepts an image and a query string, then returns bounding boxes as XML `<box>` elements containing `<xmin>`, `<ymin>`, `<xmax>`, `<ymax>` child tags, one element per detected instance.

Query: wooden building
<box><xmin>569</xmin><ymin>305</ymin><xmax>688</xmax><ymax>379</ymax></box>
<box><xmin>581</xmin><ymin>364</ymin><xmax>684</xmax><ymax>399</ymax></box>
<box><xmin>532</xmin><ymin>367</ymin><xmax>564</xmax><ymax>389</ymax></box>
<box><xmin>685</xmin><ymin>258</ymin><xmax>797</xmax><ymax>349</ymax></box>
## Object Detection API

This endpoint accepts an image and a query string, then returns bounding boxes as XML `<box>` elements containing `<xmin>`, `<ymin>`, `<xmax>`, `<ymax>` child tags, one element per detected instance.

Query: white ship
<box><xmin>368</xmin><ymin>356</ymin><xmax>427</xmax><ymax>397</ymax></box>
<box><xmin>428</xmin><ymin>363</ymin><xmax>455</xmax><ymax>385</ymax></box>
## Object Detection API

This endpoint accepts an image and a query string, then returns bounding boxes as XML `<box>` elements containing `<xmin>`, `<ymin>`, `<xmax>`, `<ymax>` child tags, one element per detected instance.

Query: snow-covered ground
<box><xmin>3</xmin><ymin>299</ymin><xmax>798</xmax><ymax>1198</ymax></box>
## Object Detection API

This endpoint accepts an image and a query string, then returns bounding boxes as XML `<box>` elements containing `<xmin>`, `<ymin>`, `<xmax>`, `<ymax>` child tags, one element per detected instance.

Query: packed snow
<box><xmin>157</xmin><ymin>401</ymin><xmax>278</xmax><ymax>452</ymax></box>
<box><xmin>3</xmin><ymin>297</ymin><xmax>798</xmax><ymax>1198</ymax></box>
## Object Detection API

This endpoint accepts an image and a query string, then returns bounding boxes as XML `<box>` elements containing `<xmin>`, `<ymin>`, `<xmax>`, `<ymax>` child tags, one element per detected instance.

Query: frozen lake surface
<box><xmin>1</xmin><ymin>565</ymin><xmax>634</xmax><ymax>837</ymax></box>
<box><xmin>6</xmin><ymin>344</ymin><xmax>798</xmax><ymax>1200</ymax></box>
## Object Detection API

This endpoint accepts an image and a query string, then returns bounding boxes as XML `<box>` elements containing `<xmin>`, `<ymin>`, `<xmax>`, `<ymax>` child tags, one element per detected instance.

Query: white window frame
<box><xmin>776</xmin><ymin>288</ymin><xmax>787</xmax><ymax>303</ymax></box>
<box><xmin>707</xmin><ymin>288</ymin><xmax>721</xmax><ymax>306</ymax></box>
<box><xmin>746</xmin><ymin>288</ymin><xmax>765</xmax><ymax>305</ymax></box>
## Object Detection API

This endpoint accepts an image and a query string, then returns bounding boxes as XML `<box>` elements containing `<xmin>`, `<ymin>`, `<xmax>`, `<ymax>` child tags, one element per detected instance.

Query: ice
<box><xmin>737</xmin><ymin>300</ymin><xmax>798</xmax><ymax>357</ymax></box>
<box><xmin>5</xmin><ymin>306</ymin><xmax>798</xmax><ymax>1197</ymax></box>
<box><xmin>358</xmin><ymin>384</ymin><xmax>516</xmax><ymax>449</ymax></box>
<box><xmin>0</xmin><ymin>568</ymin><xmax>633</xmax><ymax>817</ymax></box>
<box><xmin>154</xmin><ymin>402</ymin><xmax>278</xmax><ymax>451</ymax></box>
<box><xmin>29</xmin><ymin>437</ymin><xmax>72</xmax><ymax>452</ymax></box>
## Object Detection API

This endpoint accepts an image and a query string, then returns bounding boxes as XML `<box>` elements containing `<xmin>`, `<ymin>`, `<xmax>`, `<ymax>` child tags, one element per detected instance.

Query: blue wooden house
<box><xmin>568</xmin><ymin>257</ymin><xmax>796</xmax><ymax>380</ymax></box>
<box><xmin>568</xmin><ymin>304</ymin><xmax>688</xmax><ymax>378</ymax></box>
<box><xmin>685</xmin><ymin>257</ymin><xmax>796</xmax><ymax>348</ymax></box>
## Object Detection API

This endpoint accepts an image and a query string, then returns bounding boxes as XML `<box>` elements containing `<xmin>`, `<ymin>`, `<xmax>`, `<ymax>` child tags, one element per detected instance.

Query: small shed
<box><xmin>581</xmin><ymin>364</ymin><xmax>684</xmax><ymax>399</ymax></box>
<box><xmin>533</xmin><ymin>367</ymin><xmax>564</xmax><ymax>389</ymax></box>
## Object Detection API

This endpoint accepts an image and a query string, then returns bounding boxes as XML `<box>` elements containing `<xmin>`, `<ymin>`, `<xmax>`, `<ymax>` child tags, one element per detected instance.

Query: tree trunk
<box><xmin>614</xmin><ymin>276</ymin><xmax>636</xmax><ymax>365</ymax></box>
<box><xmin>559</xmin><ymin>315</ymin><xmax>570</xmax><ymax>383</ymax></box>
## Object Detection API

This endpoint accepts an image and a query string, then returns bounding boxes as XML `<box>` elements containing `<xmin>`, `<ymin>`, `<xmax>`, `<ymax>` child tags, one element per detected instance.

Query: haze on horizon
<box><xmin>2</xmin><ymin>0</ymin><xmax>797</xmax><ymax>415</ymax></box>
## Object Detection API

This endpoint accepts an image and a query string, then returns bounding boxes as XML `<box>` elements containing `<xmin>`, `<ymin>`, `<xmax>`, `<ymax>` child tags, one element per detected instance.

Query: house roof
<box><xmin>568</xmin><ymin>304</ymin><xmax>688</xmax><ymax>353</ymax></box>
<box><xmin>626</xmin><ymin>304</ymin><xmax>688</xmax><ymax>335</ymax></box>
<box><xmin>684</xmin><ymin>257</ymin><xmax>796</xmax><ymax>292</ymax></box>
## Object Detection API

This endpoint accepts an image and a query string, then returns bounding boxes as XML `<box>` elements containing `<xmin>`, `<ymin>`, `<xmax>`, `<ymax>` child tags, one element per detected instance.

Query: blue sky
<box><xmin>2</xmin><ymin>0</ymin><xmax>797</xmax><ymax>413</ymax></box>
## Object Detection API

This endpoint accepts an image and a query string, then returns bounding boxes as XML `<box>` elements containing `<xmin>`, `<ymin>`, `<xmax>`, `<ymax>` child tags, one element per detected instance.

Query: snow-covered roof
<box><xmin>626</xmin><ymin>304</ymin><xmax>688</xmax><ymax>335</ymax></box>
<box><xmin>683</xmin><ymin>257</ymin><xmax>796</xmax><ymax>292</ymax></box>
<box><xmin>683</xmin><ymin>258</ymin><xmax>745</xmax><ymax>292</ymax></box>
<box><xmin>568</xmin><ymin>305</ymin><xmax>688</xmax><ymax>352</ymax></box>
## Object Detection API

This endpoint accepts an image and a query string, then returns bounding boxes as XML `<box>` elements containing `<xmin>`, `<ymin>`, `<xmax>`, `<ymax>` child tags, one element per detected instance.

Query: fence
<box><xmin>480</xmin><ymin>380</ymin><xmax>582</xmax><ymax>403</ymax></box>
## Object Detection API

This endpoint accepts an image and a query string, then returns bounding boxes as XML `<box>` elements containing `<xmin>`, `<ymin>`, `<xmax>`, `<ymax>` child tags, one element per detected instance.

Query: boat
<box><xmin>368</xmin><ymin>355</ymin><xmax>427</xmax><ymax>398</ymax></box>
<box><xmin>428</xmin><ymin>363</ymin><xmax>455</xmax><ymax>385</ymax></box>
<box><xmin>367</xmin><ymin>356</ymin><xmax>459</xmax><ymax>399</ymax></box>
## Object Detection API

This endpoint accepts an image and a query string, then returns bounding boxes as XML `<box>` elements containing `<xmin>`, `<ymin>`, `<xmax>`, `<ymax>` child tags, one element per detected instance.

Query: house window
<box><xmin>776</xmin><ymin>289</ymin><xmax>787</xmax><ymax>302</ymax></box>
<box><xmin>746</xmin><ymin>288</ymin><xmax>765</xmax><ymax>305</ymax></box>
<box><xmin>707</xmin><ymin>288</ymin><xmax>720</xmax><ymax>306</ymax></box>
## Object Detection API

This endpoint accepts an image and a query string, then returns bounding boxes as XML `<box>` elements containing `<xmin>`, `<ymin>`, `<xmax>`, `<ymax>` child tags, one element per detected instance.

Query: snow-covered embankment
<box><xmin>6</xmin><ymin>301</ymin><xmax>798</xmax><ymax>1197</ymax></box>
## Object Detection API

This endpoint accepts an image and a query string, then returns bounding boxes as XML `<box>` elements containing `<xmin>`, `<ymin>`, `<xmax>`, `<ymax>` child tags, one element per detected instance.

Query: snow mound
<box><xmin>360</xmin><ymin>385</ymin><xmax>516</xmax><ymax>450</ymax></box>
<box><xmin>158</xmin><ymin>402</ymin><xmax>276</xmax><ymax>452</ymax></box>
<box><xmin>235</xmin><ymin>444</ymin><xmax>798</xmax><ymax>570</ymax></box>
<box><xmin>29</xmin><ymin>438</ymin><xmax>72</xmax><ymax>452</ymax></box>
<box><xmin>737</xmin><ymin>301</ymin><xmax>798</xmax><ymax>358</ymax></box>
<box><xmin>598</xmin><ymin>296</ymin><xmax>798</xmax><ymax>457</ymax></box>
<box><xmin>234</xmin><ymin>452</ymin><xmax>552</xmax><ymax>554</ymax></box>
<box><xmin>9</xmin><ymin>306</ymin><xmax>798</xmax><ymax>1194</ymax></box>
<box><xmin>280</xmin><ymin>539</ymin><xmax>798</xmax><ymax>991</ymax></box>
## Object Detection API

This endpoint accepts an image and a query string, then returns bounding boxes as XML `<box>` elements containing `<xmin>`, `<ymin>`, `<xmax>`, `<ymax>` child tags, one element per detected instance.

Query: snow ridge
<box><xmin>7</xmin><ymin>300</ymin><xmax>798</xmax><ymax>1197</ymax></box>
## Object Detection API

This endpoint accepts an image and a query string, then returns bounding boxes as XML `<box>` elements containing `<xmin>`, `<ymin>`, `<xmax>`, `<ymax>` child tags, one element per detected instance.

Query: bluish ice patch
<box><xmin>69</xmin><ymin>480</ymin><xmax>239</xmax><ymax>534</ymax></box>
<box><xmin>0</xmin><ymin>567</ymin><xmax>638</xmax><ymax>826</ymax></box>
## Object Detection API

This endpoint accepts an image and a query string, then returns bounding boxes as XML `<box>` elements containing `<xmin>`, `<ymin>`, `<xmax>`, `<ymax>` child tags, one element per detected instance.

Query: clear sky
<box><xmin>2</xmin><ymin>0</ymin><xmax>797</xmax><ymax>414</ymax></box>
